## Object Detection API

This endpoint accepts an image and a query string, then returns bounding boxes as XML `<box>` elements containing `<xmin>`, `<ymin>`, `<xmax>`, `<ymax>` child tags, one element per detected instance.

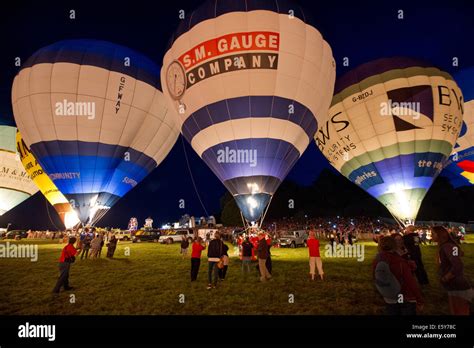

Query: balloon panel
<box><xmin>162</xmin><ymin>0</ymin><xmax>336</xmax><ymax>222</ymax></box>
<box><xmin>16</xmin><ymin>131</ymin><xmax>80</xmax><ymax>228</ymax></box>
<box><xmin>316</xmin><ymin>57</ymin><xmax>463</xmax><ymax>222</ymax></box>
<box><xmin>12</xmin><ymin>40</ymin><xmax>179</xmax><ymax>225</ymax></box>
<box><xmin>442</xmin><ymin>67</ymin><xmax>474</xmax><ymax>188</ymax></box>
<box><xmin>0</xmin><ymin>125</ymin><xmax>38</xmax><ymax>215</ymax></box>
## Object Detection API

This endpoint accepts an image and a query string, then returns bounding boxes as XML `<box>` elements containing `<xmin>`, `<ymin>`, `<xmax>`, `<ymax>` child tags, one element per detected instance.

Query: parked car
<box><xmin>115</xmin><ymin>230</ymin><xmax>132</xmax><ymax>241</ymax></box>
<box><xmin>5</xmin><ymin>230</ymin><xmax>27</xmax><ymax>240</ymax></box>
<box><xmin>159</xmin><ymin>229</ymin><xmax>194</xmax><ymax>244</ymax></box>
<box><xmin>132</xmin><ymin>229</ymin><xmax>161</xmax><ymax>243</ymax></box>
<box><xmin>277</xmin><ymin>230</ymin><xmax>308</xmax><ymax>248</ymax></box>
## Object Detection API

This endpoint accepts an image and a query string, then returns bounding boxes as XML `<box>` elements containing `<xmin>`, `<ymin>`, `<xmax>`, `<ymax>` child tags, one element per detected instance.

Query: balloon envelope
<box><xmin>0</xmin><ymin>124</ymin><xmax>38</xmax><ymax>215</ymax></box>
<box><xmin>16</xmin><ymin>130</ymin><xmax>80</xmax><ymax>228</ymax></box>
<box><xmin>162</xmin><ymin>0</ymin><xmax>335</xmax><ymax>223</ymax></box>
<box><xmin>12</xmin><ymin>40</ymin><xmax>179</xmax><ymax>225</ymax></box>
<box><xmin>315</xmin><ymin>57</ymin><xmax>463</xmax><ymax>224</ymax></box>
<box><xmin>442</xmin><ymin>67</ymin><xmax>474</xmax><ymax>187</ymax></box>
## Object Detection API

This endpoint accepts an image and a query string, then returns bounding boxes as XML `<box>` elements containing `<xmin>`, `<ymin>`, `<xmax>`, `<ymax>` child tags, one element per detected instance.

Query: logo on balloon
<box><xmin>171</xmin><ymin>31</ymin><xmax>280</xmax><ymax>92</ymax></box>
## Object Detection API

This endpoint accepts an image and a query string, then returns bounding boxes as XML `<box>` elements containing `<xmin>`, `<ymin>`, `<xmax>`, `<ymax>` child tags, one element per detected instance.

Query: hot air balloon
<box><xmin>442</xmin><ymin>67</ymin><xmax>474</xmax><ymax>187</ymax></box>
<box><xmin>0</xmin><ymin>122</ymin><xmax>38</xmax><ymax>215</ymax></box>
<box><xmin>315</xmin><ymin>57</ymin><xmax>464</xmax><ymax>226</ymax></box>
<box><xmin>12</xmin><ymin>40</ymin><xmax>179</xmax><ymax>226</ymax></box>
<box><xmin>16</xmin><ymin>130</ymin><xmax>80</xmax><ymax>228</ymax></box>
<box><xmin>161</xmin><ymin>0</ymin><xmax>336</xmax><ymax>228</ymax></box>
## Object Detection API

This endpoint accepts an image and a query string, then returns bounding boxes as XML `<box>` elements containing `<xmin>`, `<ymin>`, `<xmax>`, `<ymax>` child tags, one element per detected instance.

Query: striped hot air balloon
<box><xmin>16</xmin><ymin>131</ymin><xmax>80</xmax><ymax>228</ymax></box>
<box><xmin>161</xmin><ymin>0</ymin><xmax>336</xmax><ymax>226</ymax></box>
<box><xmin>0</xmin><ymin>122</ymin><xmax>38</xmax><ymax>216</ymax></box>
<box><xmin>315</xmin><ymin>57</ymin><xmax>464</xmax><ymax>226</ymax></box>
<box><xmin>12</xmin><ymin>40</ymin><xmax>179</xmax><ymax>226</ymax></box>
<box><xmin>442</xmin><ymin>67</ymin><xmax>474</xmax><ymax>187</ymax></box>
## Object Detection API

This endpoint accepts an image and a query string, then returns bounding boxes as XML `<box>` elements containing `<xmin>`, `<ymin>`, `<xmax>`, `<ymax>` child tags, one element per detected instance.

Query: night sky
<box><xmin>1</xmin><ymin>0</ymin><xmax>473</xmax><ymax>229</ymax></box>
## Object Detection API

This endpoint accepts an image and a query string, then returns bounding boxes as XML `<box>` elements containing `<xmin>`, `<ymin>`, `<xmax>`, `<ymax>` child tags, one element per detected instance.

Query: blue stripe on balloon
<box><xmin>348</xmin><ymin>152</ymin><xmax>446</xmax><ymax>196</ymax></box>
<box><xmin>181</xmin><ymin>96</ymin><xmax>317</xmax><ymax>143</ymax></box>
<box><xmin>23</xmin><ymin>40</ymin><xmax>161</xmax><ymax>90</ymax></box>
<box><xmin>201</xmin><ymin>138</ymin><xmax>299</xmax><ymax>184</ymax></box>
<box><xmin>168</xmin><ymin>0</ymin><xmax>316</xmax><ymax>50</ymax></box>
<box><xmin>36</xmin><ymin>155</ymin><xmax>151</xmax><ymax>198</ymax></box>
<box><xmin>30</xmin><ymin>140</ymin><xmax>157</xmax><ymax>199</ymax></box>
<box><xmin>31</xmin><ymin>141</ymin><xmax>157</xmax><ymax>174</ymax></box>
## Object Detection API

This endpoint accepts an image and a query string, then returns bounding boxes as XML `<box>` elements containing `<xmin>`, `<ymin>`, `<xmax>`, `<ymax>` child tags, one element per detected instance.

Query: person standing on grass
<box><xmin>207</xmin><ymin>232</ymin><xmax>225</xmax><ymax>289</ymax></box>
<box><xmin>373</xmin><ymin>236</ymin><xmax>424</xmax><ymax>315</ymax></box>
<box><xmin>106</xmin><ymin>235</ymin><xmax>118</xmax><ymax>258</ymax></box>
<box><xmin>431</xmin><ymin>226</ymin><xmax>473</xmax><ymax>315</ymax></box>
<box><xmin>98</xmin><ymin>232</ymin><xmax>105</xmax><ymax>257</ymax></box>
<box><xmin>241</xmin><ymin>237</ymin><xmax>253</xmax><ymax>274</ymax></box>
<box><xmin>265</xmin><ymin>233</ymin><xmax>273</xmax><ymax>275</ymax></box>
<box><xmin>181</xmin><ymin>236</ymin><xmax>190</xmax><ymax>258</ymax></box>
<box><xmin>403</xmin><ymin>225</ymin><xmax>429</xmax><ymax>285</ymax></box>
<box><xmin>257</xmin><ymin>232</ymin><xmax>272</xmax><ymax>282</ymax></box>
<box><xmin>218</xmin><ymin>241</ymin><xmax>230</xmax><ymax>281</ymax></box>
<box><xmin>53</xmin><ymin>237</ymin><xmax>77</xmax><ymax>294</ymax></box>
<box><xmin>80</xmin><ymin>228</ymin><xmax>91</xmax><ymax>260</ymax></box>
<box><xmin>90</xmin><ymin>234</ymin><xmax>102</xmax><ymax>258</ymax></box>
<box><xmin>191</xmin><ymin>237</ymin><xmax>206</xmax><ymax>281</ymax></box>
<box><xmin>307</xmin><ymin>231</ymin><xmax>324</xmax><ymax>281</ymax></box>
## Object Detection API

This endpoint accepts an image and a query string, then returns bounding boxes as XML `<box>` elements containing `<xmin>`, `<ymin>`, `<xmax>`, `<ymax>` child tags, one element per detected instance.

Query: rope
<box><xmin>180</xmin><ymin>134</ymin><xmax>209</xmax><ymax>216</ymax></box>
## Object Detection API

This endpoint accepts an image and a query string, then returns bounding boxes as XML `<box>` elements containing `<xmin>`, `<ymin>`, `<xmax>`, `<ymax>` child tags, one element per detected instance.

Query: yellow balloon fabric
<box><xmin>16</xmin><ymin>131</ymin><xmax>79</xmax><ymax>228</ymax></box>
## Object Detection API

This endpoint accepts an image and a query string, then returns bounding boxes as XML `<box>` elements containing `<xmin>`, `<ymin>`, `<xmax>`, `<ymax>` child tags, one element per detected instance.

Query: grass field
<box><xmin>0</xmin><ymin>236</ymin><xmax>473</xmax><ymax>315</ymax></box>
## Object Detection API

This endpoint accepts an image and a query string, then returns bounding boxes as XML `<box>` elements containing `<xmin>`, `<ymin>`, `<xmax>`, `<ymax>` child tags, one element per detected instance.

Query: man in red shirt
<box><xmin>191</xmin><ymin>237</ymin><xmax>206</xmax><ymax>281</ymax></box>
<box><xmin>52</xmin><ymin>237</ymin><xmax>78</xmax><ymax>293</ymax></box>
<box><xmin>307</xmin><ymin>231</ymin><xmax>324</xmax><ymax>281</ymax></box>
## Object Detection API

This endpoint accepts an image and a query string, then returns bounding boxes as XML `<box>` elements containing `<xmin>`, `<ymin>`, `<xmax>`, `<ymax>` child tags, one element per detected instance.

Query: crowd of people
<box><xmin>52</xmin><ymin>227</ymin><xmax>118</xmax><ymax>294</ymax></box>
<box><xmin>49</xmin><ymin>217</ymin><xmax>472</xmax><ymax>315</ymax></box>
<box><xmin>373</xmin><ymin>225</ymin><xmax>473</xmax><ymax>315</ymax></box>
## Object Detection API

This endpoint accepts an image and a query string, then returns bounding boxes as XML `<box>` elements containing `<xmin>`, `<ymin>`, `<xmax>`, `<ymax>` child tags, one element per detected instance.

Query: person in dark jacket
<box><xmin>207</xmin><ymin>232</ymin><xmax>225</xmax><ymax>289</ymax></box>
<box><xmin>80</xmin><ymin>228</ymin><xmax>91</xmax><ymax>260</ymax></box>
<box><xmin>53</xmin><ymin>237</ymin><xmax>78</xmax><ymax>294</ymax></box>
<box><xmin>106</xmin><ymin>235</ymin><xmax>118</xmax><ymax>258</ymax></box>
<box><xmin>265</xmin><ymin>234</ymin><xmax>272</xmax><ymax>275</ymax></box>
<box><xmin>432</xmin><ymin>226</ymin><xmax>473</xmax><ymax>315</ymax></box>
<box><xmin>241</xmin><ymin>237</ymin><xmax>253</xmax><ymax>273</ymax></box>
<box><xmin>180</xmin><ymin>236</ymin><xmax>190</xmax><ymax>258</ymax></box>
<box><xmin>257</xmin><ymin>232</ymin><xmax>272</xmax><ymax>282</ymax></box>
<box><xmin>403</xmin><ymin>225</ymin><xmax>429</xmax><ymax>285</ymax></box>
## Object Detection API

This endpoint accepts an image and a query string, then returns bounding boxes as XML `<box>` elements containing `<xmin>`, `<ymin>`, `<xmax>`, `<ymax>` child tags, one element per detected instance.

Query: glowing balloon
<box><xmin>162</xmin><ymin>0</ymin><xmax>335</xmax><ymax>225</ymax></box>
<box><xmin>16</xmin><ymin>131</ymin><xmax>80</xmax><ymax>228</ymax></box>
<box><xmin>12</xmin><ymin>40</ymin><xmax>179</xmax><ymax>225</ymax></box>
<box><xmin>315</xmin><ymin>57</ymin><xmax>463</xmax><ymax>225</ymax></box>
<box><xmin>442</xmin><ymin>67</ymin><xmax>474</xmax><ymax>187</ymax></box>
<box><xmin>0</xmin><ymin>124</ymin><xmax>38</xmax><ymax>215</ymax></box>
